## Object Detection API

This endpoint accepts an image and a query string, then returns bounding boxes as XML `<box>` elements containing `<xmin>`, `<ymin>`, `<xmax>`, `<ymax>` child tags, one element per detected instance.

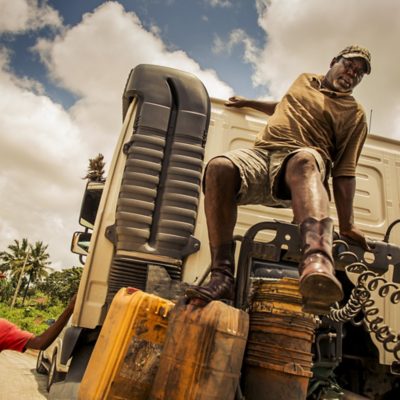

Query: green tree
<box><xmin>39</xmin><ymin>267</ymin><xmax>83</xmax><ymax>305</ymax></box>
<box><xmin>22</xmin><ymin>241</ymin><xmax>51</xmax><ymax>304</ymax></box>
<box><xmin>83</xmin><ymin>153</ymin><xmax>106</xmax><ymax>182</ymax></box>
<box><xmin>0</xmin><ymin>239</ymin><xmax>52</xmax><ymax>305</ymax></box>
<box><xmin>0</xmin><ymin>238</ymin><xmax>29</xmax><ymax>279</ymax></box>
<box><xmin>0</xmin><ymin>279</ymin><xmax>14</xmax><ymax>302</ymax></box>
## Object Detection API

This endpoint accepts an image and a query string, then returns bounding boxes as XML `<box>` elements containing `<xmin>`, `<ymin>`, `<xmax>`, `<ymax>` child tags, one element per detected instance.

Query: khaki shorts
<box><xmin>207</xmin><ymin>147</ymin><xmax>327</xmax><ymax>208</ymax></box>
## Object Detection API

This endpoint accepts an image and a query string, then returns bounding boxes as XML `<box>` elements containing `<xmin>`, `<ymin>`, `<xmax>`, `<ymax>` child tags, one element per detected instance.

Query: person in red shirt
<box><xmin>0</xmin><ymin>319</ymin><xmax>34</xmax><ymax>352</ymax></box>
<box><xmin>0</xmin><ymin>295</ymin><xmax>76</xmax><ymax>353</ymax></box>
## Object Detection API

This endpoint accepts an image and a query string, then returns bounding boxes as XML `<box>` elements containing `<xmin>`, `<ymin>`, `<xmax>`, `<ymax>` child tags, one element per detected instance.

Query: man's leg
<box><xmin>185</xmin><ymin>157</ymin><xmax>241</xmax><ymax>303</ymax></box>
<box><xmin>285</xmin><ymin>151</ymin><xmax>343</xmax><ymax>314</ymax></box>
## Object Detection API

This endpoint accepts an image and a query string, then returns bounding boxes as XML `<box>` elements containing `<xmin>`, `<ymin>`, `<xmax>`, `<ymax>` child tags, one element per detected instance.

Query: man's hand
<box><xmin>333</xmin><ymin>177</ymin><xmax>370</xmax><ymax>249</ymax></box>
<box><xmin>340</xmin><ymin>225</ymin><xmax>370</xmax><ymax>250</ymax></box>
<box><xmin>225</xmin><ymin>96</ymin><xmax>278</xmax><ymax>115</ymax></box>
<box><xmin>225</xmin><ymin>95</ymin><xmax>248</xmax><ymax>108</ymax></box>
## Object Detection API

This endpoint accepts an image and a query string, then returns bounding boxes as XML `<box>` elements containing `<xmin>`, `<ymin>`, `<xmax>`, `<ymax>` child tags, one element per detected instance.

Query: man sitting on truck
<box><xmin>185</xmin><ymin>45</ymin><xmax>372</xmax><ymax>315</ymax></box>
<box><xmin>0</xmin><ymin>295</ymin><xmax>75</xmax><ymax>353</ymax></box>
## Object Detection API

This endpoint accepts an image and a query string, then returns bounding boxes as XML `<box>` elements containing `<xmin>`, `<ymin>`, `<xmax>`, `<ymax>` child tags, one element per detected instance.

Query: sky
<box><xmin>1</xmin><ymin>0</ymin><xmax>400</xmax><ymax>269</ymax></box>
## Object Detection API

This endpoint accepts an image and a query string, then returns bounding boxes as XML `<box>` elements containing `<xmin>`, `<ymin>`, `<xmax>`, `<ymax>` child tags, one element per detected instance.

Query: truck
<box><xmin>49</xmin><ymin>64</ymin><xmax>400</xmax><ymax>399</ymax></box>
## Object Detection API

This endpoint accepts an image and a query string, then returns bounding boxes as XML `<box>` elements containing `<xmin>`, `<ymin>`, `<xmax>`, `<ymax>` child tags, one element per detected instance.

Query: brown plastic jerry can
<box><xmin>78</xmin><ymin>287</ymin><xmax>174</xmax><ymax>400</ymax></box>
<box><xmin>149</xmin><ymin>300</ymin><xmax>249</xmax><ymax>400</ymax></box>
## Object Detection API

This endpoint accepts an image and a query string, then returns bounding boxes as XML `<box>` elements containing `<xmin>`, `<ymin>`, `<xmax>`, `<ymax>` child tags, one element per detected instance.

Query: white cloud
<box><xmin>0</xmin><ymin>48</ymin><xmax>85</xmax><ymax>268</ymax></box>
<box><xmin>34</xmin><ymin>2</ymin><xmax>232</xmax><ymax>99</ymax></box>
<box><xmin>0</xmin><ymin>2</ymin><xmax>233</xmax><ymax>267</ymax></box>
<box><xmin>213</xmin><ymin>29</ymin><xmax>258</xmax><ymax>66</ymax></box>
<box><xmin>255</xmin><ymin>0</ymin><xmax>269</xmax><ymax>15</ymax></box>
<box><xmin>0</xmin><ymin>0</ymin><xmax>62</xmax><ymax>34</ymax></box>
<box><xmin>249</xmin><ymin>0</ymin><xmax>400</xmax><ymax>138</ymax></box>
<box><xmin>206</xmin><ymin>0</ymin><xmax>233</xmax><ymax>8</ymax></box>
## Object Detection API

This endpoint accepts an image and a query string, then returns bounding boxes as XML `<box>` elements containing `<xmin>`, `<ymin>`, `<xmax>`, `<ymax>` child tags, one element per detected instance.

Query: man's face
<box><xmin>326</xmin><ymin>57</ymin><xmax>366</xmax><ymax>92</ymax></box>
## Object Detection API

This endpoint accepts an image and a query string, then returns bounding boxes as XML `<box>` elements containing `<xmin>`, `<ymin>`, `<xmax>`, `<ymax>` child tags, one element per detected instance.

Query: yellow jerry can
<box><xmin>78</xmin><ymin>287</ymin><xmax>174</xmax><ymax>400</ymax></box>
<box><xmin>149</xmin><ymin>300</ymin><xmax>249</xmax><ymax>400</ymax></box>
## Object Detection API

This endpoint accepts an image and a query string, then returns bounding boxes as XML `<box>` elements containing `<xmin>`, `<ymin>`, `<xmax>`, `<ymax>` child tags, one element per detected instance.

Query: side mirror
<box><xmin>71</xmin><ymin>231</ymin><xmax>92</xmax><ymax>256</ymax></box>
<box><xmin>79</xmin><ymin>181</ymin><xmax>104</xmax><ymax>229</ymax></box>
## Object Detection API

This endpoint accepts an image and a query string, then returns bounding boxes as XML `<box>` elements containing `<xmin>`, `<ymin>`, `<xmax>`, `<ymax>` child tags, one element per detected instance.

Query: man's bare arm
<box><xmin>225</xmin><ymin>95</ymin><xmax>278</xmax><ymax>116</ymax></box>
<box><xmin>333</xmin><ymin>176</ymin><xmax>369</xmax><ymax>249</ymax></box>
<box><xmin>26</xmin><ymin>295</ymin><xmax>76</xmax><ymax>350</ymax></box>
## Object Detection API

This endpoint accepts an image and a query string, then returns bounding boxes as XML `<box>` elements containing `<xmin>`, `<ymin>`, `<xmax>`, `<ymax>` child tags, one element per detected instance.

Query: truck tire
<box><xmin>36</xmin><ymin>350</ymin><xmax>47</xmax><ymax>374</ymax></box>
<box><xmin>47</xmin><ymin>352</ymin><xmax>65</xmax><ymax>392</ymax></box>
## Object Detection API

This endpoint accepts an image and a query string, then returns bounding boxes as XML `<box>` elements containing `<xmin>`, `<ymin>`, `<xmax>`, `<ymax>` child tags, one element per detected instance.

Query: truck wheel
<box><xmin>47</xmin><ymin>352</ymin><xmax>63</xmax><ymax>392</ymax></box>
<box><xmin>36</xmin><ymin>350</ymin><xmax>47</xmax><ymax>374</ymax></box>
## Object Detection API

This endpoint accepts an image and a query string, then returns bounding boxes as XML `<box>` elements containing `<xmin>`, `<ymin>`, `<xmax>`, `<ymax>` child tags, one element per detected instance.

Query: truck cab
<box><xmin>52</xmin><ymin>64</ymin><xmax>400</xmax><ymax>399</ymax></box>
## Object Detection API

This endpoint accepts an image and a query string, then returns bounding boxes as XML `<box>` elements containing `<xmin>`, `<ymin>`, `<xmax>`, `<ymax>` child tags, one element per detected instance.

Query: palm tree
<box><xmin>0</xmin><ymin>239</ymin><xmax>30</xmax><ymax>306</ymax></box>
<box><xmin>0</xmin><ymin>238</ymin><xmax>30</xmax><ymax>280</ymax></box>
<box><xmin>22</xmin><ymin>241</ymin><xmax>51</xmax><ymax>303</ymax></box>
<box><xmin>0</xmin><ymin>239</ymin><xmax>52</xmax><ymax>305</ymax></box>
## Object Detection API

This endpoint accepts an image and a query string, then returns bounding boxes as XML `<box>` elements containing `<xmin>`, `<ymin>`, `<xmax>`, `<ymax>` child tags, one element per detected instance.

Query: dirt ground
<box><xmin>0</xmin><ymin>350</ymin><xmax>48</xmax><ymax>400</ymax></box>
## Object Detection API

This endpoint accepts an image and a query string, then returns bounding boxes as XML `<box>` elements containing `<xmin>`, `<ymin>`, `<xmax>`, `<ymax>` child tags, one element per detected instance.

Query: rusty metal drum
<box><xmin>242</xmin><ymin>277</ymin><xmax>317</xmax><ymax>400</ymax></box>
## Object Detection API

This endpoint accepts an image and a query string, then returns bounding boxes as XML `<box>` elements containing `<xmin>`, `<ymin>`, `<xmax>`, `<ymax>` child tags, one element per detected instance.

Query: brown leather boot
<box><xmin>185</xmin><ymin>242</ymin><xmax>235</xmax><ymax>304</ymax></box>
<box><xmin>299</xmin><ymin>217</ymin><xmax>343</xmax><ymax>315</ymax></box>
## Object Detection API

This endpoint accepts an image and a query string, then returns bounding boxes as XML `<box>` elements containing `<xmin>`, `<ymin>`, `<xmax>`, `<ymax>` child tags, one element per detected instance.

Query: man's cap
<box><xmin>337</xmin><ymin>45</ymin><xmax>371</xmax><ymax>74</ymax></box>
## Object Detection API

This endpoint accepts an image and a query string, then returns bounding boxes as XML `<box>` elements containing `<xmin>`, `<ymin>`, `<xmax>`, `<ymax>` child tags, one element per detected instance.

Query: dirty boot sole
<box><xmin>300</xmin><ymin>273</ymin><xmax>344</xmax><ymax>315</ymax></box>
<box><xmin>185</xmin><ymin>286</ymin><xmax>214</xmax><ymax>303</ymax></box>
<box><xmin>185</xmin><ymin>296</ymin><xmax>233</xmax><ymax>309</ymax></box>
<box><xmin>185</xmin><ymin>285</ymin><xmax>234</xmax><ymax>304</ymax></box>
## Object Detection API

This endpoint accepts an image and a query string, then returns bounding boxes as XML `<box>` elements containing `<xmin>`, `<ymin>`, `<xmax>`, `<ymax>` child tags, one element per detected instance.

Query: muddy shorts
<box><xmin>210</xmin><ymin>147</ymin><xmax>327</xmax><ymax>208</ymax></box>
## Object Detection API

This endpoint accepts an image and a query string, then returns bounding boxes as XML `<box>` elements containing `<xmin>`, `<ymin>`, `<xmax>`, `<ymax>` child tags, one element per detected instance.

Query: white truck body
<box><xmin>59</xmin><ymin>65</ymin><xmax>400</xmax><ymax>399</ymax></box>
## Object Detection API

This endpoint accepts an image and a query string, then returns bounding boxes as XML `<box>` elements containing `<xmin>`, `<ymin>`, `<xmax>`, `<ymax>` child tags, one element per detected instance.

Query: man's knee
<box><xmin>286</xmin><ymin>151</ymin><xmax>321</xmax><ymax>181</ymax></box>
<box><xmin>204</xmin><ymin>157</ymin><xmax>240</xmax><ymax>191</ymax></box>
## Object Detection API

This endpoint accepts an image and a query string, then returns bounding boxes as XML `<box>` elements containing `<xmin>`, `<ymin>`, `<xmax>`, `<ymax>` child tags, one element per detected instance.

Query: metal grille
<box><xmin>106</xmin><ymin>255</ymin><xmax>182</xmax><ymax>304</ymax></box>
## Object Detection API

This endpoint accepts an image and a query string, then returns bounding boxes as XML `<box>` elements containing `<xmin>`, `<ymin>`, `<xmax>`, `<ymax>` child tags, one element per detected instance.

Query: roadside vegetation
<box><xmin>0</xmin><ymin>238</ymin><xmax>82</xmax><ymax>334</ymax></box>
